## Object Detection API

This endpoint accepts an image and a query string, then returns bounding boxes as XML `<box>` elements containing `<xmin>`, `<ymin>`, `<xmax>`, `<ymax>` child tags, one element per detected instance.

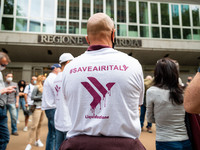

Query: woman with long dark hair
<box><xmin>17</xmin><ymin>80</ymin><xmax>26</xmax><ymax>124</ymax></box>
<box><xmin>146</xmin><ymin>58</ymin><xmax>192</xmax><ymax>150</ymax></box>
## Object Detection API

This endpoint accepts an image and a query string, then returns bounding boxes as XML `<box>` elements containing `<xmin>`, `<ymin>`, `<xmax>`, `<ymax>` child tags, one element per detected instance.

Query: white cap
<box><xmin>59</xmin><ymin>53</ymin><xmax>74</xmax><ymax>64</ymax></box>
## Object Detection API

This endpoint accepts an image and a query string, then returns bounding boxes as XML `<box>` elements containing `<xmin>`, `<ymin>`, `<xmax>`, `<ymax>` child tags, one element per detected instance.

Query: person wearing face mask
<box><xmin>60</xmin><ymin>13</ymin><xmax>145</xmax><ymax>150</ymax></box>
<box><xmin>25</xmin><ymin>75</ymin><xmax>46</xmax><ymax>150</ymax></box>
<box><xmin>0</xmin><ymin>52</ymin><xmax>16</xmax><ymax>150</ymax></box>
<box><xmin>4</xmin><ymin>73</ymin><xmax>19</xmax><ymax>136</ymax></box>
<box><xmin>16</xmin><ymin>80</ymin><xmax>26</xmax><ymax>124</ymax></box>
<box><xmin>23</xmin><ymin>76</ymin><xmax>37</xmax><ymax>132</ymax></box>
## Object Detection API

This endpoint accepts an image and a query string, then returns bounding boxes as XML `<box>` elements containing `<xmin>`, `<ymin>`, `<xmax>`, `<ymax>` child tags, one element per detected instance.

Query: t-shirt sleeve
<box><xmin>24</xmin><ymin>85</ymin><xmax>29</xmax><ymax>94</ymax></box>
<box><xmin>15</xmin><ymin>84</ymin><xmax>19</xmax><ymax>96</ymax></box>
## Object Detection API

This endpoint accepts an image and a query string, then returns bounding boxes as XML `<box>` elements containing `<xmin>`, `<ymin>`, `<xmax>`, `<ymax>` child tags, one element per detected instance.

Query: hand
<box><xmin>25</xmin><ymin>103</ymin><xmax>28</xmax><ymax>107</ymax></box>
<box><xmin>0</xmin><ymin>86</ymin><xmax>17</xmax><ymax>95</ymax></box>
<box><xmin>19</xmin><ymin>92</ymin><xmax>24</xmax><ymax>96</ymax></box>
<box><xmin>16</xmin><ymin>102</ymin><xmax>19</xmax><ymax>108</ymax></box>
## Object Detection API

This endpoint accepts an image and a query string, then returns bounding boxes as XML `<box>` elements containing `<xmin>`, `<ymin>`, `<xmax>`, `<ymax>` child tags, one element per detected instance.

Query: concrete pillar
<box><xmin>22</xmin><ymin>65</ymin><xmax>32</xmax><ymax>83</ymax></box>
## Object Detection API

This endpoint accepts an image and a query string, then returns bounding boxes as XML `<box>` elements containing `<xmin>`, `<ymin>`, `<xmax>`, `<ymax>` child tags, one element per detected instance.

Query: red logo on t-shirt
<box><xmin>81</xmin><ymin>77</ymin><xmax>115</xmax><ymax>117</ymax></box>
<box><xmin>55</xmin><ymin>85</ymin><xmax>61</xmax><ymax>96</ymax></box>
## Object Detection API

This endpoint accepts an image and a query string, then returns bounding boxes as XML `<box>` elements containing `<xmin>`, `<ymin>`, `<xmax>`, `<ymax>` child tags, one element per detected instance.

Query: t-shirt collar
<box><xmin>87</xmin><ymin>45</ymin><xmax>111</xmax><ymax>51</ymax></box>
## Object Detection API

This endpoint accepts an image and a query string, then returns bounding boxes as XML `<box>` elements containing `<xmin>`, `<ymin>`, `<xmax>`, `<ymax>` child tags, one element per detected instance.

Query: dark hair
<box><xmin>153</xmin><ymin>58</ymin><xmax>183</xmax><ymax>105</ymax></box>
<box><xmin>18</xmin><ymin>80</ymin><xmax>26</xmax><ymax>89</ymax></box>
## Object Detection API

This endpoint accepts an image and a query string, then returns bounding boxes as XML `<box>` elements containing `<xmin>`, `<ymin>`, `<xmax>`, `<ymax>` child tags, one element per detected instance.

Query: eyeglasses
<box><xmin>1</xmin><ymin>64</ymin><xmax>7</xmax><ymax>67</ymax></box>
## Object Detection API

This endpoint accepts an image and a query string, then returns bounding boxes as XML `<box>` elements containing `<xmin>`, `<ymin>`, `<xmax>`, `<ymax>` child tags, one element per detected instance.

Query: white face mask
<box><xmin>0</xmin><ymin>66</ymin><xmax>5</xmax><ymax>71</ymax></box>
<box><xmin>6</xmin><ymin>77</ymin><xmax>13</xmax><ymax>82</ymax></box>
<box><xmin>33</xmin><ymin>80</ymin><xmax>37</xmax><ymax>85</ymax></box>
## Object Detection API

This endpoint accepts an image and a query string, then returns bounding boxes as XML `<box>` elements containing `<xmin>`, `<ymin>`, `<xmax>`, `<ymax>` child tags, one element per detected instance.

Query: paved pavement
<box><xmin>7</xmin><ymin>110</ymin><xmax>156</xmax><ymax>150</ymax></box>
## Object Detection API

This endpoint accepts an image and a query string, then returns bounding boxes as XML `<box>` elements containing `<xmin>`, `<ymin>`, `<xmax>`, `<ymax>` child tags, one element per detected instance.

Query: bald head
<box><xmin>87</xmin><ymin>13</ymin><xmax>114</xmax><ymax>35</ymax></box>
<box><xmin>86</xmin><ymin>13</ymin><xmax>115</xmax><ymax>47</ymax></box>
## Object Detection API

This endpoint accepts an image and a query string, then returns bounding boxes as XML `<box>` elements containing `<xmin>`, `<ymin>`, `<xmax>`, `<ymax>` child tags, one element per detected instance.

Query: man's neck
<box><xmin>90</xmin><ymin>41</ymin><xmax>112</xmax><ymax>48</ymax></box>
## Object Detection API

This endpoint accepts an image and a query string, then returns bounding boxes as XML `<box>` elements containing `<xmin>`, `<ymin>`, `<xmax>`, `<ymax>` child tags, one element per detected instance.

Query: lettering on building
<box><xmin>38</xmin><ymin>35</ymin><xmax>142</xmax><ymax>48</ymax></box>
<box><xmin>116</xmin><ymin>38</ymin><xmax>142</xmax><ymax>48</ymax></box>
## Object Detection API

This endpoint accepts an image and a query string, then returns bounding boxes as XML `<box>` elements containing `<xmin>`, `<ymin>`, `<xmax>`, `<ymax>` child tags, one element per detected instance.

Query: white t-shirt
<box><xmin>53</xmin><ymin>72</ymin><xmax>72</xmax><ymax>132</ymax></box>
<box><xmin>42</xmin><ymin>73</ymin><xmax>57</xmax><ymax>110</ymax></box>
<box><xmin>62</xmin><ymin>47</ymin><xmax>144</xmax><ymax>139</ymax></box>
<box><xmin>24</xmin><ymin>83</ymin><xmax>35</xmax><ymax>105</ymax></box>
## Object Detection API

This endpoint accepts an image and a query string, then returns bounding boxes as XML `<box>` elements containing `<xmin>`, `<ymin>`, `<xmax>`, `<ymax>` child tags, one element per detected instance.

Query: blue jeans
<box><xmin>16</xmin><ymin>97</ymin><xmax>26</xmax><ymax>120</ymax></box>
<box><xmin>156</xmin><ymin>140</ymin><xmax>193</xmax><ymax>150</ymax></box>
<box><xmin>140</xmin><ymin>104</ymin><xmax>152</xmax><ymax>128</ymax></box>
<box><xmin>56</xmin><ymin>129</ymin><xmax>67</xmax><ymax>150</ymax></box>
<box><xmin>6</xmin><ymin>104</ymin><xmax>18</xmax><ymax>133</ymax></box>
<box><xmin>0</xmin><ymin>107</ymin><xmax>10</xmax><ymax>150</ymax></box>
<box><xmin>45</xmin><ymin>109</ymin><xmax>56</xmax><ymax>150</ymax></box>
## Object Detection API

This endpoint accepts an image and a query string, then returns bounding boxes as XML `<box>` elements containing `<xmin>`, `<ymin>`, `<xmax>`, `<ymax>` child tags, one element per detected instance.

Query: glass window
<box><xmin>162</xmin><ymin>27</ymin><xmax>170</xmax><ymax>38</ymax></box>
<box><xmin>140</xmin><ymin>26</ymin><xmax>149</xmax><ymax>37</ymax></box>
<box><xmin>129</xmin><ymin>1</ymin><xmax>136</xmax><ymax>23</ymax></box>
<box><xmin>181</xmin><ymin>5</ymin><xmax>190</xmax><ymax>26</ymax></box>
<box><xmin>43</xmin><ymin>0</ymin><xmax>55</xmax><ymax>18</ymax></box>
<box><xmin>81</xmin><ymin>23</ymin><xmax>87</xmax><ymax>35</ymax></box>
<box><xmin>3</xmin><ymin>0</ymin><xmax>14</xmax><ymax>14</ymax></box>
<box><xmin>117</xmin><ymin>24</ymin><xmax>127</xmax><ymax>36</ymax></box>
<box><xmin>183</xmin><ymin>29</ymin><xmax>192</xmax><ymax>39</ymax></box>
<box><xmin>15</xmin><ymin>18</ymin><xmax>27</xmax><ymax>31</ymax></box>
<box><xmin>151</xmin><ymin>3</ymin><xmax>158</xmax><ymax>24</ymax></box>
<box><xmin>117</xmin><ymin>0</ymin><xmax>126</xmax><ymax>22</ymax></box>
<box><xmin>171</xmin><ymin>4</ymin><xmax>179</xmax><ymax>25</ymax></box>
<box><xmin>193</xmin><ymin>29</ymin><xmax>200</xmax><ymax>40</ymax></box>
<box><xmin>43</xmin><ymin>20</ymin><xmax>54</xmax><ymax>33</ymax></box>
<box><xmin>172</xmin><ymin>28</ymin><xmax>181</xmax><ymax>39</ymax></box>
<box><xmin>191</xmin><ymin>6</ymin><xmax>200</xmax><ymax>26</ymax></box>
<box><xmin>56</xmin><ymin>21</ymin><xmax>66</xmax><ymax>33</ymax></box>
<box><xmin>94</xmin><ymin>0</ymin><xmax>103</xmax><ymax>13</ymax></box>
<box><xmin>69</xmin><ymin>0</ymin><xmax>79</xmax><ymax>20</ymax></box>
<box><xmin>151</xmin><ymin>27</ymin><xmax>160</xmax><ymax>38</ymax></box>
<box><xmin>128</xmin><ymin>25</ymin><xmax>138</xmax><ymax>37</ymax></box>
<box><xmin>161</xmin><ymin>4</ymin><xmax>169</xmax><ymax>25</ymax></box>
<box><xmin>69</xmin><ymin>22</ymin><xmax>79</xmax><ymax>34</ymax></box>
<box><xmin>29</xmin><ymin>20</ymin><xmax>41</xmax><ymax>32</ymax></box>
<box><xmin>30</xmin><ymin>0</ymin><xmax>41</xmax><ymax>18</ymax></box>
<box><xmin>82</xmin><ymin>0</ymin><xmax>90</xmax><ymax>20</ymax></box>
<box><xmin>57</xmin><ymin>0</ymin><xmax>66</xmax><ymax>18</ymax></box>
<box><xmin>139</xmin><ymin>2</ymin><xmax>148</xmax><ymax>24</ymax></box>
<box><xmin>1</xmin><ymin>17</ymin><xmax>13</xmax><ymax>30</ymax></box>
<box><xmin>16</xmin><ymin>0</ymin><xmax>28</xmax><ymax>17</ymax></box>
<box><xmin>106</xmin><ymin>0</ymin><xmax>114</xmax><ymax>19</ymax></box>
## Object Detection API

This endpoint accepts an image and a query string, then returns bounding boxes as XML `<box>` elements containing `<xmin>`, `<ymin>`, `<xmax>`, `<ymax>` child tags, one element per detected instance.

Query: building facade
<box><xmin>0</xmin><ymin>0</ymin><xmax>200</xmax><ymax>83</ymax></box>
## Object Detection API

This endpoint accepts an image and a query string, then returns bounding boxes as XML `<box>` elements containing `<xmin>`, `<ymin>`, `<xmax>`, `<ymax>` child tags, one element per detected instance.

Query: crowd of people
<box><xmin>0</xmin><ymin>13</ymin><xmax>199</xmax><ymax>150</ymax></box>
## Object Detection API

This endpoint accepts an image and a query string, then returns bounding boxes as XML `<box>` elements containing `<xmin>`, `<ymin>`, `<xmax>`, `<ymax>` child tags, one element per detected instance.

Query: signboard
<box><xmin>38</xmin><ymin>35</ymin><xmax>142</xmax><ymax>48</ymax></box>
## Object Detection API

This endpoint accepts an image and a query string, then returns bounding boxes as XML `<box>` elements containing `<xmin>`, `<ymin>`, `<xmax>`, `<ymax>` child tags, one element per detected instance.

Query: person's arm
<box><xmin>15</xmin><ymin>84</ymin><xmax>19</xmax><ymax>108</ymax></box>
<box><xmin>31</xmin><ymin>86</ymin><xmax>42</xmax><ymax>101</ymax></box>
<box><xmin>0</xmin><ymin>86</ymin><xmax>16</xmax><ymax>95</ymax></box>
<box><xmin>15</xmin><ymin>96</ymin><xmax>19</xmax><ymax>108</ymax></box>
<box><xmin>146</xmin><ymin>89</ymin><xmax>155</xmax><ymax>123</ymax></box>
<box><xmin>24</xmin><ymin>93</ymin><xmax>28</xmax><ymax>107</ymax></box>
<box><xmin>24</xmin><ymin>85</ymin><xmax>29</xmax><ymax>107</ymax></box>
<box><xmin>184</xmin><ymin>72</ymin><xmax>200</xmax><ymax>114</ymax></box>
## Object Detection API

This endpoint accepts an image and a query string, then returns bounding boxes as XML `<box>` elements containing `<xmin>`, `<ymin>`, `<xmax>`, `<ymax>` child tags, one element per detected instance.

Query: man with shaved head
<box><xmin>60</xmin><ymin>13</ymin><xmax>145</xmax><ymax>150</ymax></box>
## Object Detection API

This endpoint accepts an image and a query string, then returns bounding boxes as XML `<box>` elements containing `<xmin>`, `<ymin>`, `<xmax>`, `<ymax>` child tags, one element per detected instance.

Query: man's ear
<box><xmin>111</xmin><ymin>29</ymin><xmax>116</xmax><ymax>42</ymax></box>
<box><xmin>85</xmin><ymin>36</ymin><xmax>90</xmax><ymax>45</ymax></box>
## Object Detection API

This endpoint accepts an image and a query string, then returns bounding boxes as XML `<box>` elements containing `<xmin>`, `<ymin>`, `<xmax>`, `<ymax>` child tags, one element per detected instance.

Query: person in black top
<box><xmin>16</xmin><ymin>80</ymin><xmax>27</xmax><ymax>125</ymax></box>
